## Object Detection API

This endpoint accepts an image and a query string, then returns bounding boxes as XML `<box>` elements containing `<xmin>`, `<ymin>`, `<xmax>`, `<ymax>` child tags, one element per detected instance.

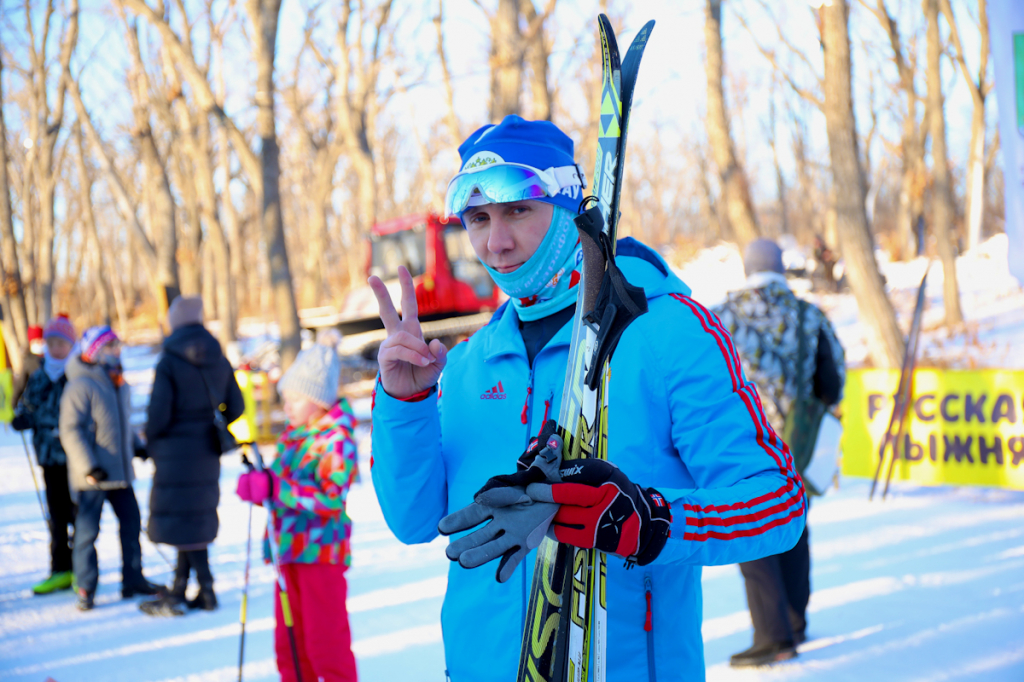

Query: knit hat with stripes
<box><xmin>80</xmin><ymin>326</ymin><xmax>119</xmax><ymax>363</ymax></box>
<box><xmin>43</xmin><ymin>314</ymin><xmax>77</xmax><ymax>345</ymax></box>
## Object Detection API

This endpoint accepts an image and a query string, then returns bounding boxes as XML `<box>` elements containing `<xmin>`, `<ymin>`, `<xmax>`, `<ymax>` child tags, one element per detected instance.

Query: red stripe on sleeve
<box><xmin>670</xmin><ymin>293</ymin><xmax>805</xmax><ymax>540</ymax></box>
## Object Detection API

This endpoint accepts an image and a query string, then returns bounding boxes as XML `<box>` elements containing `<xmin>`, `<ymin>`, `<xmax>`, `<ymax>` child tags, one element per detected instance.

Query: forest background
<box><xmin>0</xmin><ymin>0</ymin><xmax>1005</xmax><ymax>371</ymax></box>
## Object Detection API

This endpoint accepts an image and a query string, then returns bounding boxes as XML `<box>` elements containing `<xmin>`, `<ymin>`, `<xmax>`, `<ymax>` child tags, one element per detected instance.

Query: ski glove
<box><xmin>526</xmin><ymin>458</ymin><xmax>672</xmax><ymax>566</ymax></box>
<box><xmin>11</xmin><ymin>413</ymin><xmax>31</xmax><ymax>431</ymax></box>
<box><xmin>438</xmin><ymin>423</ymin><xmax>565</xmax><ymax>584</ymax></box>
<box><xmin>236</xmin><ymin>470</ymin><xmax>274</xmax><ymax>505</ymax></box>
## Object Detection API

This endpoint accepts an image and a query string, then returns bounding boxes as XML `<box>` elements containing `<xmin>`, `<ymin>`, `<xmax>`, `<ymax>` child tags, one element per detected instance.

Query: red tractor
<box><xmin>337</xmin><ymin>213</ymin><xmax>502</xmax><ymax>342</ymax></box>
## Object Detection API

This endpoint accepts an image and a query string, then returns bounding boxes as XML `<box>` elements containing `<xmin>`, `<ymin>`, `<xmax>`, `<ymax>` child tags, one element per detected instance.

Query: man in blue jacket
<box><xmin>370</xmin><ymin>115</ymin><xmax>806</xmax><ymax>682</ymax></box>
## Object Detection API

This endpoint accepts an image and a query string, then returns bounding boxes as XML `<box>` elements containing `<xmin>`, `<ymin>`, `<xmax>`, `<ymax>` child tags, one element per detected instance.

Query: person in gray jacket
<box><xmin>60</xmin><ymin>326</ymin><xmax>163</xmax><ymax>611</ymax></box>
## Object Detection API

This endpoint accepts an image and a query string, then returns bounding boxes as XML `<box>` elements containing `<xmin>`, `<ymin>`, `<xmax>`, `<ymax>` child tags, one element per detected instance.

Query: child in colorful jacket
<box><xmin>236</xmin><ymin>339</ymin><xmax>359</xmax><ymax>682</ymax></box>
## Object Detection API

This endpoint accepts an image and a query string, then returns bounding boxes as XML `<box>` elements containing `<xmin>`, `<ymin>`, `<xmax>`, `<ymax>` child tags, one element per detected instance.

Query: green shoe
<box><xmin>33</xmin><ymin>571</ymin><xmax>74</xmax><ymax>595</ymax></box>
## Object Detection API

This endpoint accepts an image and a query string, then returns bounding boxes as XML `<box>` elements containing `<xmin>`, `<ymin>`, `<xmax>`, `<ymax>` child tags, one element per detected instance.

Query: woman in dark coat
<box><xmin>140</xmin><ymin>296</ymin><xmax>245</xmax><ymax>616</ymax></box>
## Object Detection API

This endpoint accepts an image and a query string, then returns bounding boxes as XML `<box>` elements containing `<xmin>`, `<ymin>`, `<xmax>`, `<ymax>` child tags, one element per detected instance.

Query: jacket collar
<box><xmin>482</xmin><ymin>302</ymin><xmax>573</xmax><ymax>363</ymax></box>
<box><xmin>741</xmin><ymin>271</ymin><xmax>790</xmax><ymax>291</ymax></box>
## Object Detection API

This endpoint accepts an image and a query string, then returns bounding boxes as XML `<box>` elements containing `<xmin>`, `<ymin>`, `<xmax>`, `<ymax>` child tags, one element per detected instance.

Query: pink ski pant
<box><xmin>275</xmin><ymin>562</ymin><xmax>358</xmax><ymax>682</ymax></box>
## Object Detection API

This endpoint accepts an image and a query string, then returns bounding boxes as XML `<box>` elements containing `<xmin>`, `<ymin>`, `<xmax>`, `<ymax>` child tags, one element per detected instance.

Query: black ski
<box><xmin>870</xmin><ymin>263</ymin><xmax>931</xmax><ymax>500</ymax></box>
<box><xmin>516</xmin><ymin>15</ymin><xmax>655</xmax><ymax>682</ymax></box>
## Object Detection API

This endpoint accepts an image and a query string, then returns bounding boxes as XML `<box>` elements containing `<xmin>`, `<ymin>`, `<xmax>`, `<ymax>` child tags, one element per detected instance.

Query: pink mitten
<box><xmin>236</xmin><ymin>471</ymin><xmax>272</xmax><ymax>504</ymax></box>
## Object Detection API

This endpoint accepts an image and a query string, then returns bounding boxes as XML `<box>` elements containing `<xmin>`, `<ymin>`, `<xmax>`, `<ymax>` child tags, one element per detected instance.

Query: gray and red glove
<box><xmin>526</xmin><ymin>456</ymin><xmax>672</xmax><ymax>567</ymax></box>
<box><xmin>438</xmin><ymin>423</ymin><xmax>564</xmax><ymax>583</ymax></box>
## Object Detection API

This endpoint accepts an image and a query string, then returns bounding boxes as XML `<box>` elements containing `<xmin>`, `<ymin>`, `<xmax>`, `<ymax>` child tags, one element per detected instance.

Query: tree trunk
<box><xmin>924</xmin><ymin>0</ymin><xmax>963</xmax><ymax>326</ymax></box>
<box><xmin>28</xmin><ymin>0</ymin><xmax>77</xmax><ymax>325</ymax></box>
<box><xmin>704</xmin><ymin>0</ymin><xmax>760</xmax><ymax>247</ymax></box>
<box><xmin>19</xmin><ymin>168</ymin><xmax>39</xmax><ymax>330</ymax></box>
<box><xmin>822</xmin><ymin>0</ymin><xmax>905</xmax><ymax>368</ymax></box>
<box><xmin>964</xmin><ymin>95</ymin><xmax>986</xmax><ymax>251</ymax></box>
<box><xmin>302</xmin><ymin>166</ymin><xmax>332</xmax><ymax>308</ymax></box>
<box><xmin>489</xmin><ymin>0</ymin><xmax>523</xmax><ymax>121</ymax></box>
<box><xmin>72</xmin><ymin>123</ymin><xmax>113</xmax><ymax>326</ymax></box>
<box><xmin>523</xmin><ymin>0</ymin><xmax>553</xmax><ymax>122</ymax></box>
<box><xmin>939</xmin><ymin>0</ymin><xmax>988</xmax><ymax>252</ymax></box>
<box><xmin>895</xmin><ymin>118</ymin><xmax>927</xmax><ymax>260</ymax></box>
<box><xmin>193</xmin><ymin>114</ymin><xmax>237</xmax><ymax>347</ymax></box>
<box><xmin>175</xmin><ymin>146</ymin><xmax>204</xmax><ymax>297</ymax></box>
<box><xmin>216</xmin><ymin>47</ymin><xmax>241</xmax><ymax>339</ymax></box>
<box><xmin>247</xmin><ymin>0</ymin><xmax>301</xmax><ymax>368</ymax></box>
<box><xmin>435</xmin><ymin>0</ymin><xmax>462</xmax><ymax>143</ymax></box>
<box><xmin>221</xmin><ymin>133</ymin><xmax>243</xmax><ymax>332</ymax></box>
<box><xmin>0</xmin><ymin>53</ymin><xmax>31</xmax><ymax>361</ymax></box>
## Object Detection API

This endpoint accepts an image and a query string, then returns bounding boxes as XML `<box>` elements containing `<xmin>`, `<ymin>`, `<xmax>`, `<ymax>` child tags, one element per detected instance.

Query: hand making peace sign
<box><xmin>369</xmin><ymin>266</ymin><xmax>448</xmax><ymax>399</ymax></box>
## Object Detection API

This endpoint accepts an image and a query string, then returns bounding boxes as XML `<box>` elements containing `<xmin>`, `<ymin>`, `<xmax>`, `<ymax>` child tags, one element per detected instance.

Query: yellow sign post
<box><xmin>842</xmin><ymin>369</ymin><xmax>1024</xmax><ymax>490</ymax></box>
<box><xmin>228</xmin><ymin>370</ymin><xmax>259</xmax><ymax>445</ymax></box>
<box><xmin>0</xmin><ymin>330</ymin><xmax>10</xmax><ymax>423</ymax></box>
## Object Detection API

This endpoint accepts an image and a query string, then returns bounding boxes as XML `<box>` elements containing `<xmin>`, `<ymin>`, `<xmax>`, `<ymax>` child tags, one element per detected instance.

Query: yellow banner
<box><xmin>0</xmin><ymin>370</ymin><xmax>12</xmax><ymax>424</ymax></box>
<box><xmin>841</xmin><ymin>368</ymin><xmax>1024</xmax><ymax>490</ymax></box>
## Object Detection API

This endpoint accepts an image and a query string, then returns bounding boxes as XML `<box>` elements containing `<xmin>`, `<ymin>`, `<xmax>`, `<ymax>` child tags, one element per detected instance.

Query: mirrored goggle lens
<box><xmin>444</xmin><ymin>166</ymin><xmax>554</xmax><ymax>218</ymax></box>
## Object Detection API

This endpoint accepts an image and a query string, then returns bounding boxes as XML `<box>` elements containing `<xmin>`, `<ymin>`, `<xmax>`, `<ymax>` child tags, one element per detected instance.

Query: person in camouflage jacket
<box><xmin>713</xmin><ymin>239</ymin><xmax>845</xmax><ymax>668</ymax></box>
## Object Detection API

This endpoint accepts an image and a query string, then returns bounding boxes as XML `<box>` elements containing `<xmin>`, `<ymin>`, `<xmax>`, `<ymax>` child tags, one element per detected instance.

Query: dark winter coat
<box><xmin>145</xmin><ymin>324</ymin><xmax>244</xmax><ymax>548</ymax></box>
<box><xmin>15</xmin><ymin>368</ymin><xmax>68</xmax><ymax>466</ymax></box>
<box><xmin>60</xmin><ymin>355</ymin><xmax>140</xmax><ymax>492</ymax></box>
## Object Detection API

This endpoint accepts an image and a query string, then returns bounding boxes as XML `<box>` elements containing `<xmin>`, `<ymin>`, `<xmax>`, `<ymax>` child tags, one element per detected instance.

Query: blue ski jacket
<box><xmin>372</xmin><ymin>238</ymin><xmax>806</xmax><ymax>682</ymax></box>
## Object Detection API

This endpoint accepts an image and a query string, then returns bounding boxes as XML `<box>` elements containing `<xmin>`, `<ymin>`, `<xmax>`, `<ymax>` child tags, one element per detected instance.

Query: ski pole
<box><xmin>141</xmin><ymin>531</ymin><xmax>177</xmax><ymax>570</ymax></box>
<box><xmin>238</xmin><ymin>446</ymin><xmax>256</xmax><ymax>682</ymax></box>
<box><xmin>250</xmin><ymin>446</ymin><xmax>304</xmax><ymax>682</ymax></box>
<box><xmin>20</xmin><ymin>432</ymin><xmax>50</xmax><ymax>525</ymax></box>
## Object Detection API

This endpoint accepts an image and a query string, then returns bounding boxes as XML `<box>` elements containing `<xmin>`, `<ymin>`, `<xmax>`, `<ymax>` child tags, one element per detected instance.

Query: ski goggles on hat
<box><xmin>443</xmin><ymin>163</ymin><xmax>586</xmax><ymax>219</ymax></box>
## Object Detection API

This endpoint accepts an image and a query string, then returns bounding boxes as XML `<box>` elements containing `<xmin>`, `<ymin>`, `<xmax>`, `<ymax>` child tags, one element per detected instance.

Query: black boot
<box><xmin>122</xmin><ymin>578</ymin><xmax>167</xmax><ymax>598</ymax></box>
<box><xmin>186</xmin><ymin>586</ymin><xmax>218</xmax><ymax>611</ymax></box>
<box><xmin>729</xmin><ymin>641</ymin><xmax>797</xmax><ymax>668</ymax></box>
<box><xmin>183</xmin><ymin>549</ymin><xmax>217</xmax><ymax>611</ymax></box>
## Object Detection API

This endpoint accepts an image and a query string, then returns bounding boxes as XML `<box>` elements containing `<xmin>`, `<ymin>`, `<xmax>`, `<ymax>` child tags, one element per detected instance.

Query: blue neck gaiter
<box><xmin>481</xmin><ymin>206</ymin><xmax>582</xmax><ymax>322</ymax></box>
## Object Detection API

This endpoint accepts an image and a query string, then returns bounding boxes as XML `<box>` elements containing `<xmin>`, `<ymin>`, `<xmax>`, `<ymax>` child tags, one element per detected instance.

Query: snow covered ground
<box><xmin>2</xmin><ymin>413</ymin><xmax>1023</xmax><ymax>681</ymax></box>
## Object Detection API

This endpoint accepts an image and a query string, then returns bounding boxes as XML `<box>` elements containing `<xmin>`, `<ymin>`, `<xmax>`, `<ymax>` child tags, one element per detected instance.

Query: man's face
<box><xmin>462</xmin><ymin>200</ymin><xmax>553</xmax><ymax>275</ymax></box>
<box><xmin>45</xmin><ymin>337</ymin><xmax>73</xmax><ymax>360</ymax></box>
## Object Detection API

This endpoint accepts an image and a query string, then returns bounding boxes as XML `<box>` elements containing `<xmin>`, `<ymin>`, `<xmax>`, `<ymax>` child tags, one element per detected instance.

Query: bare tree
<box><xmin>0</xmin><ymin>52</ymin><xmax>30</xmax><ymax>370</ymax></box>
<box><xmin>861</xmin><ymin>0</ymin><xmax>930</xmax><ymax>260</ymax></box>
<box><xmin>70</xmin><ymin>122</ymin><xmax>114</xmax><ymax>326</ymax></box>
<box><xmin>435</xmin><ymin>0</ymin><xmax>462</xmax><ymax>143</ymax></box>
<box><xmin>67</xmin><ymin>78</ymin><xmax>167</xmax><ymax>304</ymax></box>
<box><xmin>118</xmin><ymin>12</ymin><xmax>182</xmax><ymax>309</ymax></box>
<box><xmin>704</xmin><ymin>0</ymin><xmax>760</xmax><ymax>247</ymax></box>
<box><xmin>941</xmin><ymin>0</ymin><xmax>991</xmax><ymax>251</ymax></box>
<box><xmin>22</xmin><ymin>0</ymin><xmax>78</xmax><ymax>323</ymax></box>
<box><xmin>122</xmin><ymin>0</ymin><xmax>302</xmax><ymax>366</ymax></box>
<box><xmin>924</xmin><ymin>0</ymin><xmax>963</xmax><ymax>326</ymax></box>
<box><xmin>488</xmin><ymin>0</ymin><xmax>523</xmax><ymax>120</ymax></box>
<box><xmin>284</xmin><ymin>17</ymin><xmax>340</xmax><ymax>307</ymax></box>
<box><xmin>522</xmin><ymin>0</ymin><xmax>554</xmax><ymax>121</ymax></box>
<box><xmin>334</xmin><ymin>0</ymin><xmax>396</xmax><ymax>289</ymax></box>
<box><xmin>822</xmin><ymin>0</ymin><xmax>905</xmax><ymax>367</ymax></box>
